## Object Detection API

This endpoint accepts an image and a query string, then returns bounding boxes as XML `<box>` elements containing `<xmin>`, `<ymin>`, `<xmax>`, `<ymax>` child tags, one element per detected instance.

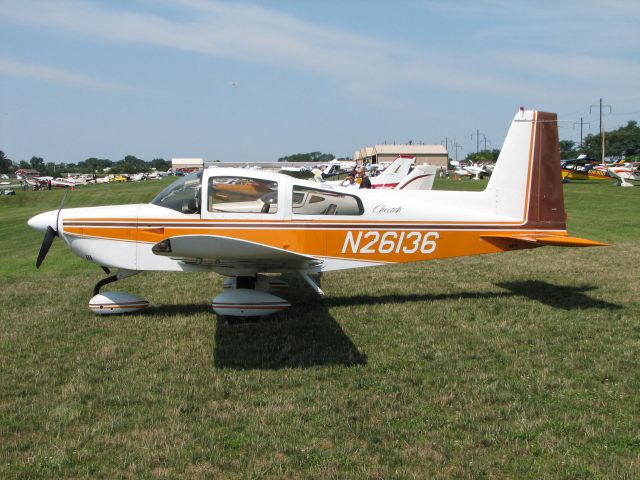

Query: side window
<box><xmin>208</xmin><ymin>177</ymin><xmax>278</xmax><ymax>214</ymax></box>
<box><xmin>292</xmin><ymin>186</ymin><xmax>363</xmax><ymax>216</ymax></box>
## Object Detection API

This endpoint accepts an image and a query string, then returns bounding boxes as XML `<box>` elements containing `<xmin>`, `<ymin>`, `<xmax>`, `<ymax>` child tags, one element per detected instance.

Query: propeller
<box><xmin>36</xmin><ymin>226</ymin><xmax>57</xmax><ymax>268</ymax></box>
<box><xmin>35</xmin><ymin>190</ymin><xmax>68</xmax><ymax>268</ymax></box>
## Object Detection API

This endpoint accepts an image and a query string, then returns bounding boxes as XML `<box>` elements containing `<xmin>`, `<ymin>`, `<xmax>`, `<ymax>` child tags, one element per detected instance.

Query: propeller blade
<box><xmin>34</xmin><ymin>189</ymin><xmax>69</xmax><ymax>269</ymax></box>
<box><xmin>36</xmin><ymin>226</ymin><xmax>57</xmax><ymax>268</ymax></box>
<box><xmin>55</xmin><ymin>190</ymin><xmax>69</xmax><ymax>234</ymax></box>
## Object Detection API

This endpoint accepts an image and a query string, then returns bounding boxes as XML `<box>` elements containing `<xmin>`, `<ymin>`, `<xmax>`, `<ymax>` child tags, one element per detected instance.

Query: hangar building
<box><xmin>355</xmin><ymin>144</ymin><xmax>448</xmax><ymax>168</ymax></box>
<box><xmin>171</xmin><ymin>158</ymin><xmax>203</xmax><ymax>173</ymax></box>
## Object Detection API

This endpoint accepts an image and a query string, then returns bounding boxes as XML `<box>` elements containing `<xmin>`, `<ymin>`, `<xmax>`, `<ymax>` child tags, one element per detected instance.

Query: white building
<box><xmin>355</xmin><ymin>144</ymin><xmax>448</xmax><ymax>168</ymax></box>
<box><xmin>171</xmin><ymin>158</ymin><xmax>204</xmax><ymax>173</ymax></box>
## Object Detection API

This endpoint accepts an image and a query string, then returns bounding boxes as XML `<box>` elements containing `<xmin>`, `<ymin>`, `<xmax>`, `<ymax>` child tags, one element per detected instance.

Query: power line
<box><xmin>452</xmin><ymin>140</ymin><xmax>463</xmax><ymax>162</ymax></box>
<box><xmin>572</xmin><ymin>117</ymin><xmax>591</xmax><ymax>149</ymax></box>
<box><xmin>470</xmin><ymin>129</ymin><xmax>486</xmax><ymax>154</ymax></box>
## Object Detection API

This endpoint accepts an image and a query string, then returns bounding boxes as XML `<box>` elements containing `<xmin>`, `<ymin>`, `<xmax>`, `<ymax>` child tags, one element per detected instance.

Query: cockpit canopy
<box><xmin>151</xmin><ymin>172</ymin><xmax>202</xmax><ymax>214</ymax></box>
<box><xmin>151</xmin><ymin>170</ymin><xmax>364</xmax><ymax>216</ymax></box>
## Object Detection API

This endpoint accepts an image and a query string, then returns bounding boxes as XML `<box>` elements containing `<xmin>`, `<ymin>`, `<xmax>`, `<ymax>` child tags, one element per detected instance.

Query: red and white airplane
<box><xmin>606</xmin><ymin>162</ymin><xmax>640</xmax><ymax>187</ymax></box>
<box><xmin>369</xmin><ymin>155</ymin><xmax>414</xmax><ymax>189</ymax></box>
<box><xmin>325</xmin><ymin>156</ymin><xmax>437</xmax><ymax>190</ymax></box>
<box><xmin>28</xmin><ymin>109</ymin><xmax>606</xmax><ymax>317</ymax></box>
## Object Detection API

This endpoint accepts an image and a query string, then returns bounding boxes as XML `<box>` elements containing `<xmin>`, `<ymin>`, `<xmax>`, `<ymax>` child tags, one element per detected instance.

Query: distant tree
<box><xmin>30</xmin><ymin>156</ymin><xmax>45</xmax><ymax>172</ymax></box>
<box><xmin>78</xmin><ymin>157</ymin><xmax>113</xmax><ymax>173</ymax></box>
<box><xmin>464</xmin><ymin>149</ymin><xmax>500</xmax><ymax>163</ymax></box>
<box><xmin>278</xmin><ymin>152</ymin><xmax>335</xmax><ymax>162</ymax></box>
<box><xmin>18</xmin><ymin>160</ymin><xmax>30</xmax><ymax>169</ymax></box>
<box><xmin>150</xmin><ymin>158</ymin><xmax>171</xmax><ymax>171</ymax></box>
<box><xmin>44</xmin><ymin>162</ymin><xmax>58</xmax><ymax>176</ymax></box>
<box><xmin>607</xmin><ymin>120</ymin><xmax>640</xmax><ymax>158</ymax></box>
<box><xmin>0</xmin><ymin>150</ymin><xmax>13</xmax><ymax>174</ymax></box>
<box><xmin>581</xmin><ymin>120</ymin><xmax>640</xmax><ymax>160</ymax></box>
<box><xmin>112</xmin><ymin>155</ymin><xmax>148</xmax><ymax>174</ymax></box>
<box><xmin>559</xmin><ymin>140</ymin><xmax>578</xmax><ymax>159</ymax></box>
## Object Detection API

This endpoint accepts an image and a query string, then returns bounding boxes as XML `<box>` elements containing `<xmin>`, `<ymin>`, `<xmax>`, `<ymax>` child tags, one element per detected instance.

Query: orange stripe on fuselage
<box><xmin>63</xmin><ymin>223</ymin><xmax>565</xmax><ymax>264</ymax></box>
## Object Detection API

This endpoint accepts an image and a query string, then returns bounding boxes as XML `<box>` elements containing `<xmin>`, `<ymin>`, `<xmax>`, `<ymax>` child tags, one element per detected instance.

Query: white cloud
<box><xmin>0</xmin><ymin>57</ymin><xmax>132</xmax><ymax>90</ymax></box>
<box><xmin>1</xmin><ymin>0</ymin><xmax>638</xmax><ymax>102</ymax></box>
<box><xmin>497</xmin><ymin>52</ymin><xmax>640</xmax><ymax>84</ymax></box>
<box><xmin>0</xmin><ymin>0</ymin><xmax>526</xmax><ymax>97</ymax></box>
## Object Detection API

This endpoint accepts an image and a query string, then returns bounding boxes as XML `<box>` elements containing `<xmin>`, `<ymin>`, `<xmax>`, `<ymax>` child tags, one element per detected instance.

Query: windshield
<box><xmin>151</xmin><ymin>172</ymin><xmax>202</xmax><ymax>214</ymax></box>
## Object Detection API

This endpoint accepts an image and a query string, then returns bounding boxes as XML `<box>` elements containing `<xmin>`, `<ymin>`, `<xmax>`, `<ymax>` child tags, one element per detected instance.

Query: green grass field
<box><xmin>1</xmin><ymin>178</ymin><xmax>639</xmax><ymax>479</ymax></box>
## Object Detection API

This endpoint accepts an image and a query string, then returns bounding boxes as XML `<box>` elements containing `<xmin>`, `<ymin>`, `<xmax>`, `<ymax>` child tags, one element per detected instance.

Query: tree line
<box><xmin>560</xmin><ymin>120</ymin><xmax>640</xmax><ymax>160</ymax></box>
<box><xmin>277</xmin><ymin>152</ymin><xmax>351</xmax><ymax>163</ymax></box>
<box><xmin>0</xmin><ymin>153</ymin><xmax>171</xmax><ymax>176</ymax></box>
<box><xmin>2</xmin><ymin>121</ymin><xmax>638</xmax><ymax>175</ymax></box>
<box><xmin>461</xmin><ymin>120</ymin><xmax>640</xmax><ymax>163</ymax></box>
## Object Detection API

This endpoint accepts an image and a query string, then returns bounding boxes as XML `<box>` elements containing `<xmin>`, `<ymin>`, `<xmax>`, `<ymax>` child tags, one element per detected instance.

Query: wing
<box><xmin>152</xmin><ymin>234</ymin><xmax>320</xmax><ymax>271</ymax></box>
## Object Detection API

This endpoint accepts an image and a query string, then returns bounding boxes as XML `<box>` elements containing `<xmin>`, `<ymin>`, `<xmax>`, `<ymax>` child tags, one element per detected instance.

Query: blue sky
<box><xmin>1</xmin><ymin>0</ymin><xmax>639</xmax><ymax>163</ymax></box>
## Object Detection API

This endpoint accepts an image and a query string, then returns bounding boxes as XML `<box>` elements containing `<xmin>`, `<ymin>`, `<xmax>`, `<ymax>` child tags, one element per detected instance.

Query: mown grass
<box><xmin>1</xmin><ymin>177</ymin><xmax>639</xmax><ymax>478</ymax></box>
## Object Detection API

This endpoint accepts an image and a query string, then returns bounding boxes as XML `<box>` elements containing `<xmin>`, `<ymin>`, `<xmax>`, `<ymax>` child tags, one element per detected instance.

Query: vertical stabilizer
<box><xmin>486</xmin><ymin>110</ymin><xmax>566</xmax><ymax>230</ymax></box>
<box><xmin>525</xmin><ymin>111</ymin><xmax>566</xmax><ymax>230</ymax></box>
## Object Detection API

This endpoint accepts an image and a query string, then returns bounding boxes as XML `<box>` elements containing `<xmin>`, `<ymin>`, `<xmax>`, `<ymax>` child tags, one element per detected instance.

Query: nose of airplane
<box><xmin>27</xmin><ymin>210</ymin><xmax>59</xmax><ymax>233</ymax></box>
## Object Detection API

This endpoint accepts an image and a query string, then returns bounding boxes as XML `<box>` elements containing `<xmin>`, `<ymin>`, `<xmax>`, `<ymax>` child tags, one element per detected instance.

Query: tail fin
<box><xmin>486</xmin><ymin>110</ymin><xmax>566</xmax><ymax>230</ymax></box>
<box><xmin>373</xmin><ymin>156</ymin><xmax>414</xmax><ymax>187</ymax></box>
<box><xmin>482</xmin><ymin>109</ymin><xmax>606</xmax><ymax>247</ymax></box>
<box><xmin>395</xmin><ymin>164</ymin><xmax>437</xmax><ymax>190</ymax></box>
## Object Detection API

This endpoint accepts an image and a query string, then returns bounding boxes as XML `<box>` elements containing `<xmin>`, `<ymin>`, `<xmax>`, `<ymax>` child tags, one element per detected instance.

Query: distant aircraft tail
<box><xmin>394</xmin><ymin>164</ymin><xmax>437</xmax><ymax>190</ymax></box>
<box><xmin>372</xmin><ymin>156</ymin><xmax>414</xmax><ymax>188</ymax></box>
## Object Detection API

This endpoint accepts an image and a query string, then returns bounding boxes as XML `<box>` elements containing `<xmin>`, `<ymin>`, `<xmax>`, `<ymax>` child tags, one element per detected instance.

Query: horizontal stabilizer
<box><xmin>481</xmin><ymin>234</ymin><xmax>608</xmax><ymax>248</ymax></box>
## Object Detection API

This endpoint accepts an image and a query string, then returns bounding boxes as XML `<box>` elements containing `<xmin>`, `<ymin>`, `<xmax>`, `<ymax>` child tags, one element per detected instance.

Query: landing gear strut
<box><xmin>92</xmin><ymin>269</ymin><xmax>139</xmax><ymax>294</ymax></box>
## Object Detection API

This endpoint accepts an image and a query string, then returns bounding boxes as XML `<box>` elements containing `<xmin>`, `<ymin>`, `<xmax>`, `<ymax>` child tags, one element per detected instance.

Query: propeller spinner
<box><xmin>27</xmin><ymin>193</ymin><xmax>67</xmax><ymax>268</ymax></box>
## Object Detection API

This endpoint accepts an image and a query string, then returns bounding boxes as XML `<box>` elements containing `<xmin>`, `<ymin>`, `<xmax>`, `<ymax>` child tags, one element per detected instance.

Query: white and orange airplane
<box><xmin>28</xmin><ymin>109</ymin><xmax>606</xmax><ymax>317</ymax></box>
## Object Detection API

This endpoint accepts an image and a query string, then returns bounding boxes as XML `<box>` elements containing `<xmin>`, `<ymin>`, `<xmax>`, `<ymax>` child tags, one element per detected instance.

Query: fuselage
<box><xmin>29</xmin><ymin>165</ymin><xmax>562</xmax><ymax>275</ymax></box>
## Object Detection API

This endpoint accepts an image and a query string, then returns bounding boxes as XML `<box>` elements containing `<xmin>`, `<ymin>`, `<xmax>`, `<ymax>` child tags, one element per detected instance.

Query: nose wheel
<box><xmin>89</xmin><ymin>269</ymin><xmax>148</xmax><ymax>315</ymax></box>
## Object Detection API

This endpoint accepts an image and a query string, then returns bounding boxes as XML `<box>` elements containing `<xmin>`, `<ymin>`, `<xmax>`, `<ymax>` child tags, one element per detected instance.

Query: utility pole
<box><xmin>453</xmin><ymin>141</ymin><xmax>463</xmax><ymax>162</ymax></box>
<box><xmin>471</xmin><ymin>129</ymin><xmax>486</xmax><ymax>154</ymax></box>
<box><xmin>572</xmin><ymin>117</ymin><xmax>591</xmax><ymax>150</ymax></box>
<box><xmin>441</xmin><ymin>137</ymin><xmax>451</xmax><ymax>158</ymax></box>
<box><xmin>589</xmin><ymin>98</ymin><xmax>612</xmax><ymax>164</ymax></box>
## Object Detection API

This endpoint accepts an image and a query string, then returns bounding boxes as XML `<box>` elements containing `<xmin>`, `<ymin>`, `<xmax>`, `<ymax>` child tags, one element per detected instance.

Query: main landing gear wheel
<box><xmin>212</xmin><ymin>275</ymin><xmax>291</xmax><ymax>321</ymax></box>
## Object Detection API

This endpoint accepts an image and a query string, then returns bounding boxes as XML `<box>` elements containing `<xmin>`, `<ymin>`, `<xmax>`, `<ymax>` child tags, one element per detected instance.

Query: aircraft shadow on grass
<box><xmin>137</xmin><ymin>301</ymin><xmax>367</xmax><ymax>371</ymax></box>
<box><xmin>142</xmin><ymin>280</ymin><xmax>618</xmax><ymax>370</ymax></box>
<box><xmin>495</xmin><ymin>280</ymin><xmax>622</xmax><ymax>311</ymax></box>
<box><xmin>213</xmin><ymin>300</ymin><xmax>368</xmax><ymax>370</ymax></box>
<box><xmin>324</xmin><ymin>281</ymin><xmax>621</xmax><ymax>311</ymax></box>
